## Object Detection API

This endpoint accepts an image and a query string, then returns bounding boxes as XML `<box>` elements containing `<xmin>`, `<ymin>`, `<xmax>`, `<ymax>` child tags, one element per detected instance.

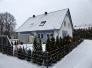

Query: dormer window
<box><xmin>39</xmin><ymin>21</ymin><xmax>46</xmax><ymax>26</ymax></box>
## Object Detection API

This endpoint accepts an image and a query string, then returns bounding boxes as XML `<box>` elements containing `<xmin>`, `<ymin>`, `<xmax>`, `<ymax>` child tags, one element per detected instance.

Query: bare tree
<box><xmin>0</xmin><ymin>13</ymin><xmax>4</xmax><ymax>35</ymax></box>
<box><xmin>0</xmin><ymin>12</ymin><xmax>16</xmax><ymax>38</ymax></box>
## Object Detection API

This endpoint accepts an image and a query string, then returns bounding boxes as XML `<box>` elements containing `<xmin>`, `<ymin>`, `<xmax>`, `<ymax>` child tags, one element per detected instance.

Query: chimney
<box><xmin>45</xmin><ymin>12</ymin><xmax>47</xmax><ymax>15</ymax></box>
<box><xmin>33</xmin><ymin>15</ymin><xmax>35</xmax><ymax>18</ymax></box>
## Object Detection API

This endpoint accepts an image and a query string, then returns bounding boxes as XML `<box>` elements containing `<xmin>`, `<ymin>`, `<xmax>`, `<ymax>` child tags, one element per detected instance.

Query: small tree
<box><xmin>65</xmin><ymin>35</ymin><xmax>71</xmax><ymax>44</ymax></box>
<box><xmin>18</xmin><ymin>47</ymin><xmax>22</xmax><ymax>59</ymax></box>
<box><xmin>46</xmin><ymin>37</ymin><xmax>51</xmax><ymax>52</ymax></box>
<box><xmin>26</xmin><ymin>49</ymin><xmax>31</xmax><ymax>61</ymax></box>
<box><xmin>33</xmin><ymin>37</ymin><xmax>37</xmax><ymax>51</ymax></box>
<box><xmin>32</xmin><ymin>37</ymin><xmax>37</xmax><ymax>63</ymax></box>
<box><xmin>32</xmin><ymin>37</ymin><xmax>43</xmax><ymax>65</ymax></box>
<box><xmin>60</xmin><ymin>37</ymin><xmax>63</xmax><ymax>48</ymax></box>
<box><xmin>50</xmin><ymin>36</ymin><xmax>55</xmax><ymax>50</ymax></box>
<box><xmin>0</xmin><ymin>12</ymin><xmax>16</xmax><ymax>38</ymax></box>
<box><xmin>37</xmin><ymin>38</ymin><xmax>43</xmax><ymax>65</ymax></box>
<box><xmin>55</xmin><ymin>36</ymin><xmax>60</xmax><ymax>48</ymax></box>
<box><xmin>22</xmin><ymin>47</ymin><xmax>26</xmax><ymax>60</ymax></box>
<box><xmin>37</xmin><ymin>38</ymin><xmax>42</xmax><ymax>51</ymax></box>
<box><xmin>17</xmin><ymin>46</ymin><xmax>26</xmax><ymax>60</ymax></box>
<box><xmin>14</xmin><ymin>41</ymin><xmax>17</xmax><ymax>45</ymax></box>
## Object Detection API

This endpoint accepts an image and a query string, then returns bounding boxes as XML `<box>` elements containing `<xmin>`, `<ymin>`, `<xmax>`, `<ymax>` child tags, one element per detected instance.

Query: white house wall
<box><xmin>18</xmin><ymin>30</ymin><xmax>54</xmax><ymax>43</ymax></box>
<box><xmin>54</xmin><ymin>30</ymin><xmax>59</xmax><ymax>39</ymax></box>
<box><xmin>59</xmin><ymin>12</ymin><xmax>73</xmax><ymax>38</ymax></box>
<box><xmin>18</xmin><ymin>33</ymin><xmax>30</xmax><ymax>44</ymax></box>
<box><xmin>36</xmin><ymin>30</ymin><xmax>54</xmax><ymax>43</ymax></box>
<box><xmin>65</xmin><ymin>13</ymin><xmax>73</xmax><ymax>37</ymax></box>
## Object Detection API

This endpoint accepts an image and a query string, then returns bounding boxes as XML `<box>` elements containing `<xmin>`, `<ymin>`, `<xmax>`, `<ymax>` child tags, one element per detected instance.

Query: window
<box><xmin>41</xmin><ymin>34</ymin><xmax>43</xmax><ymax>38</ymax></box>
<box><xmin>39</xmin><ymin>21</ymin><xmax>46</xmax><ymax>26</ymax></box>
<box><xmin>47</xmin><ymin>33</ymin><xmax>53</xmax><ymax>38</ymax></box>
<box><xmin>38</xmin><ymin>34</ymin><xmax>40</xmax><ymax>38</ymax></box>
<box><xmin>38</xmin><ymin>34</ymin><xmax>43</xmax><ymax>38</ymax></box>
<box><xmin>47</xmin><ymin>34</ymin><xmax>49</xmax><ymax>38</ymax></box>
<box><xmin>50</xmin><ymin>34</ymin><xmax>53</xmax><ymax>37</ymax></box>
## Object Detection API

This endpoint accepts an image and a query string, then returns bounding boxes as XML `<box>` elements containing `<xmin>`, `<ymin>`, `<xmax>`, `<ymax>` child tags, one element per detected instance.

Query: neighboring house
<box><xmin>16</xmin><ymin>8</ymin><xmax>73</xmax><ymax>43</ymax></box>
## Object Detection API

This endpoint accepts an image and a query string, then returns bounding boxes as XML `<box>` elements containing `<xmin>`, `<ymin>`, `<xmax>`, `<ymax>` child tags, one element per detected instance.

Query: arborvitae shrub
<box><xmin>46</xmin><ymin>37</ymin><xmax>51</xmax><ymax>52</ymax></box>
<box><xmin>26</xmin><ymin>49</ymin><xmax>31</xmax><ymax>61</ymax></box>
<box><xmin>32</xmin><ymin>37</ymin><xmax>43</xmax><ymax>65</ymax></box>
<box><xmin>18</xmin><ymin>47</ymin><xmax>23</xmax><ymax>59</ymax></box>
<box><xmin>32</xmin><ymin>51</ymin><xmax>37</xmax><ymax>63</ymax></box>
<box><xmin>33</xmin><ymin>37</ymin><xmax>37</xmax><ymax>51</ymax></box>
<box><xmin>32</xmin><ymin>37</ymin><xmax>37</xmax><ymax>63</ymax></box>
<box><xmin>22</xmin><ymin>47</ymin><xmax>26</xmax><ymax>60</ymax></box>
<box><xmin>18</xmin><ymin>47</ymin><xmax>26</xmax><ymax>59</ymax></box>
<box><xmin>16</xmin><ymin>40</ymin><xmax>19</xmax><ymax>45</ymax></box>
<box><xmin>50</xmin><ymin>36</ymin><xmax>55</xmax><ymax>50</ymax></box>
<box><xmin>55</xmin><ymin>36</ymin><xmax>60</xmax><ymax>48</ymax></box>
<box><xmin>20</xmin><ymin>42</ymin><xmax>23</xmax><ymax>45</ymax></box>
<box><xmin>36</xmin><ymin>38</ymin><xmax>43</xmax><ymax>65</ymax></box>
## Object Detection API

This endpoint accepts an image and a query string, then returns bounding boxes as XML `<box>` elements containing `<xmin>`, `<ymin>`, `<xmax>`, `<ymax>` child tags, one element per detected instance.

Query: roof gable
<box><xmin>16</xmin><ymin>8</ymin><xmax>69</xmax><ymax>32</ymax></box>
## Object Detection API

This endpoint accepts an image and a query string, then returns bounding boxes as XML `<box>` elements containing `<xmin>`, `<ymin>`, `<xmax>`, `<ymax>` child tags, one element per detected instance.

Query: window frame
<box><xmin>41</xmin><ymin>34</ymin><xmax>43</xmax><ymax>38</ymax></box>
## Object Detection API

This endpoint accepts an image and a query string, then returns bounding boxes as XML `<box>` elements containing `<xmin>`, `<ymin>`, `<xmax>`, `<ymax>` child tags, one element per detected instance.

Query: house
<box><xmin>16</xmin><ymin>8</ymin><xmax>73</xmax><ymax>43</ymax></box>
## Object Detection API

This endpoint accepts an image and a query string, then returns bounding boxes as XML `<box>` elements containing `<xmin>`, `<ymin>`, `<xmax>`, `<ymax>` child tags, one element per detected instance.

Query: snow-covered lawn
<box><xmin>1</xmin><ymin>40</ymin><xmax>92</xmax><ymax>68</ymax></box>
<box><xmin>13</xmin><ymin>44</ymin><xmax>46</xmax><ymax>51</ymax></box>
<box><xmin>0</xmin><ymin>53</ymin><xmax>44</xmax><ymax>68</ymax></box>
<box><xmin>52</xmin><ymin>40</ymin><xmax>92</xmax><ymax>68</ymax></box>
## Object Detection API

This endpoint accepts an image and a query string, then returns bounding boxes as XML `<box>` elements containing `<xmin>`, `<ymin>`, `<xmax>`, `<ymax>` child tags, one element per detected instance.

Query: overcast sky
<box><xmin>0</xmin><ymin>0</ymin><xmax>92</xmax><ymax>28</ymax></box>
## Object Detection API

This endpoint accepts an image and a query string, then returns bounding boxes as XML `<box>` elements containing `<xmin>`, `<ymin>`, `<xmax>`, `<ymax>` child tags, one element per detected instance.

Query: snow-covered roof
<box><xmin>16</xmin><ymin>8</ymin><xmax>69</xmax><ymax>32</ymax></box>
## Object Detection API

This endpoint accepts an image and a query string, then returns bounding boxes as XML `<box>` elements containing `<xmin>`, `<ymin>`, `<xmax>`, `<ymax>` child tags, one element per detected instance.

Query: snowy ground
<box><xmin>1</xmin><ymin>40</ymin><xmax>92</xmax><ymax>68</ymax></box>
<box><xmin>0</xmin><ymin>53</ymin><xmax>44</xmax><ymax>68</ymax></box>
<box><xmin>52</xmin><ymin>40</ymin><xmax>92</xmax><ymax>68</ymax></box>
<box><xmin>13</xmin><ymin>44</ymin><xmax>46</xmax><ymax>52</ymax></box>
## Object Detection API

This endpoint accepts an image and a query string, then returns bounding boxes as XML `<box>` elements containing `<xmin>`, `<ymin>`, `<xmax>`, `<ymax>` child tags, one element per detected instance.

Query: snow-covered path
<box><xmin>0</xmin><ymin>40</ymin><xmax>92</xmax><ymax>68</ymax></box>
<box><xmin>52</xmin><ymin>40</ymin><xmax>92</xmax><ymax>68</ymax></box>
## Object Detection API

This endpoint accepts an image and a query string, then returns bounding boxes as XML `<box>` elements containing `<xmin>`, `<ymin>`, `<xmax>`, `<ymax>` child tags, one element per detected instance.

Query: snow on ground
<box><xmin>13</xmin><ymin>44</ymin><xmax>46</xmax><ymax>52</ymax></box>
<box><xmin>0</xmin><ymin>53</ymin><xmax>44</xmax><ymax>68</ymax></box>
<box><xmin>52</xmin><ymin>40</ymin><xmax>92</xmax><ymax>68</ymax></box>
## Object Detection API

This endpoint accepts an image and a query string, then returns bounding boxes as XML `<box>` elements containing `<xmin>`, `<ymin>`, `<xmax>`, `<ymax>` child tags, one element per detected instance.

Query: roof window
<box><xmin>39</xmin><ymin>21</ymin><xmax>46</xmax><ymax>26</ymax></box>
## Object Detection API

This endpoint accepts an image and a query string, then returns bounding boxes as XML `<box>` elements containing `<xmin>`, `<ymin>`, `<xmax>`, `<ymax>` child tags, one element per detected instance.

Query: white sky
<box><xmin>0</xmin><ymin>0</ymin><xmax>92</xmax><ymax>29</ymax></box>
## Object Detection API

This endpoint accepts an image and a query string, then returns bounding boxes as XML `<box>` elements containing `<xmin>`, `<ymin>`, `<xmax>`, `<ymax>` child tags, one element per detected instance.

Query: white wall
<box><xmin>18</xmin><ymin>33</ymin><xmax>30</xmax><ymax>44</ymax></box>
<box><xmin>54</xmin><ymin>30</ymin><xmax>59</xmax><ymax>39</ymax></box>
<box><xmin>58</xmin><ymin>12</ymin><xmax>73</xmax><ymax>38</ymax></box>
